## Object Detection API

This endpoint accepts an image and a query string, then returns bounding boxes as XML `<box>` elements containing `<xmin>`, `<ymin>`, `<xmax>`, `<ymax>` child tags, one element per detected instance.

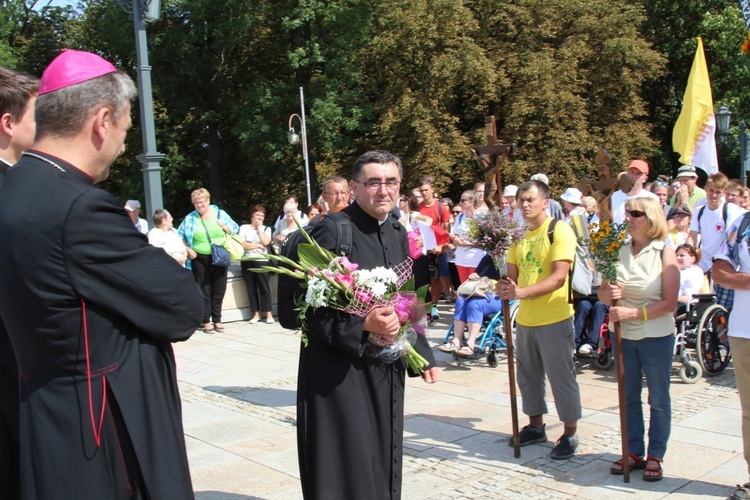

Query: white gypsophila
<box><xmin>370</xmin><ymin>267</ymin><xmax>398</xmax><ymax>285</ymax></box>
<box><xmin>305</xmin><ymin>277</ymin><xmax>330</xmax><ymax>308</ymax></box>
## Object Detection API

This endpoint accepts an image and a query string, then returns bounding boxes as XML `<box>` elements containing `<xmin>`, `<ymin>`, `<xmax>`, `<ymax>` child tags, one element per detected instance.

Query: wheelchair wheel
<box><xmin>696</xmin><ymin>304</ymin><xmax>731</xmax><ymax>376</ymax></box>
<box><xmin>678</xmin><ymin>360</ymin><xmax>702</xmax><ymax>384</ymax></box>
<box><xmin>594</xmin><ymin>351</ymin><xmax>614</xmax><ymax>371</ymax></box>
<box><xmin>487</xmin><ymin>351</ymin><xmax>499</xmax><ymax>367</ymax></box>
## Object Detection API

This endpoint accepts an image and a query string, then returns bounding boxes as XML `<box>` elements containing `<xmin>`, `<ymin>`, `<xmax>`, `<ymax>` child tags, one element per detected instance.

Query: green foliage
<box><xmin>9</xmin><ymin>0</ymin><xmax>744</xmax><ymax>219</ymax></box>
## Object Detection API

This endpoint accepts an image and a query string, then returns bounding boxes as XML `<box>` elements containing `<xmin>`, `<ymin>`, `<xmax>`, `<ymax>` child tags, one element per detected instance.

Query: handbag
<box><xmin>201</xmin><ymin>219</ymin><xmax>231</xmax><ymax>267</ymax></box>
<box><xmin>457</xmin><ymin>276</ymin><xmax>493</xmax><ymax>298</ymax></box>
<box><xmin>222</xmin><ymin>233</ymin><xmax>245</xmax><ymax>261</ymax></box>
<box><xmin>407</xmin><ymin>229</ymin><xmax>423</xmax><ymax>259</ymax></box>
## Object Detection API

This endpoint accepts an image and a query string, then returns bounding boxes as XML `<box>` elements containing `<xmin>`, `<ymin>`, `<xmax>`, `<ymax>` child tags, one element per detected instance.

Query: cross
<box><xmin>470</xmin><ymin>116</ymin><xmax>516</xmax><ymax>208</ymax></box>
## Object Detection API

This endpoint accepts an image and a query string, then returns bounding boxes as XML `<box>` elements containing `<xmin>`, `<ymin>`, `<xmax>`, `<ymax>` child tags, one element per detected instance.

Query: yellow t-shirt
<box><xmin>508</xmin><ymin>217</ymin><xmax>576</xmax><ymax>326</ymax></box>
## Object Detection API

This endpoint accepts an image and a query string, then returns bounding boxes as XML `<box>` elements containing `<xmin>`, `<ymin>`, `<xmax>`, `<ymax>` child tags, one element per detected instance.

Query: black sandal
<box><xmin>610</xmin><ymin>452</ymin><xmax>646</xmax><ymax>475</ymax></box>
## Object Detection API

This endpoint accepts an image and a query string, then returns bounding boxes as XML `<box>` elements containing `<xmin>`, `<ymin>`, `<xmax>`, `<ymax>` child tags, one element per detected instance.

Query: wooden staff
<box><xmin>612</xmin><ymin>298</ymin><xmax>629</xmax><ymax>482</ymax></box>
<box><xmin>502</xmin><ymin>289</ymin><xmax>521</xmax><ymax>458</ymax></box>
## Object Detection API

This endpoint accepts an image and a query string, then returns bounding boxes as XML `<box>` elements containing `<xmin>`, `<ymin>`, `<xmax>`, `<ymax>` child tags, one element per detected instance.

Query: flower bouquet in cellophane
<box><xmin>248</xmin><ymin>222</ymin><xmax>430</xmax><ymax>373</ymax></box>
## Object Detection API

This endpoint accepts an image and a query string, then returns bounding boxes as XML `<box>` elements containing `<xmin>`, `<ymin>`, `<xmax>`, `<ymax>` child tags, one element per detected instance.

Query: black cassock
<box><xmin>297</xmin><ymin>202</ymin><xmax>436</xmax><ymax>500</ymax></box>
<box><xmin>0</xmin><ymin>153</ymin><xmax>203</xmax><ymax>499</ymax></box>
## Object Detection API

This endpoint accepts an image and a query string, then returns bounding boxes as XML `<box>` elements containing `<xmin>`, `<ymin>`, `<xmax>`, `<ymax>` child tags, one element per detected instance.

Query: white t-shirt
<box><xmin>450</xmin><ymin>213</ymin><xmax>486</xmax><ymax>267</ymax></box>
<box><xmin>715</xmin><ymin>215</ymin><xmax>750</xmax><ymax>339</ymax></box>
<box><xmin>239</xmin><ymin>224</ymin><xmax>272</xmax><ymax>259</ymax></box>
<box><xmin>611</xmin><ymin>189</ymin><xmax>659</xmax><ymax>224</ymax></box>
<box><xmin>135</xmin><ymin>217</ymin><xmax>148</xmax><ymax>234</ymax></box>
<box><xmin>147</xmin><ymin>227</ymin><xmax>186</xmax><ymax>265</ymax></box>
<box><xmin>274</xmin><ymin>211</ymin><xmax>308</xmax><ymax>232</ymax></box>
<box><xmin>690</xmin><ymin>202</ymin><xmax>746</xmax><ymax>272</ymax></box>
<box><xmin>679</xmin><ymin>265</ymin><xmax>704</xmax><ymax>299</ymax></box>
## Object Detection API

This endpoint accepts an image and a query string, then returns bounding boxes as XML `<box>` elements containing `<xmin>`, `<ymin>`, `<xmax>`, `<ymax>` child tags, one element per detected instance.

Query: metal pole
<box><xmin>299</xmin><ymin>87</ymin><xmax>312</xmax><ymax>207</ymax></box>
<box><xmin>741</xmin><ymin>121</ymin><xmax>748</xmax><ymax>187</ymax></box>
<box><xmin>133</xmin><ymin>0</ymin><xmax>164</xmax><ymax>226</ymax></box>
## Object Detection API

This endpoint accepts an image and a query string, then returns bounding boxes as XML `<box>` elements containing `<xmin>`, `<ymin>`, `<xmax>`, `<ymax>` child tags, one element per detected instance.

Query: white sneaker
<box><xmin>578</xmin><ymin>344</ymin><xmax>593</xmax><ymax>355</ymax></box>
<box><xmin>249</xmin><ymin>317</ymin><xmax>260</xmax><ymax>324</ymax></box>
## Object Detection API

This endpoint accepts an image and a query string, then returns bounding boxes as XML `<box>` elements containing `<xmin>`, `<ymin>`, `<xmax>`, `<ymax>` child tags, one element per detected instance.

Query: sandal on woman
<box><xmin>214</xmin><ymin>323</ymin><xmax>225</xmax><ymax>333</ymax></box>
<box><xmin>456</xmin><ymin>346</ymin><xmax>475</xmax><ymax>357</ymax></box>
<box><xmin>643</xmin><ymin>456</ymin><xmax>663</xmax><ymax>482</ymax></box>
<box><xmin>438</xmin><ymin>341</ymin><xmax>459</xmax><ymax>353</ymax></box>
<box><xmin>610</xmin><ymin>452</ymin><xmax>646</xmax><ymax>475</ymax></box>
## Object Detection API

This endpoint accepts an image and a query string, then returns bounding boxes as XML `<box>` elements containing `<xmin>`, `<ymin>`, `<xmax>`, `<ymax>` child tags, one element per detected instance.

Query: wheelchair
<box><xmin>442</xmin><ymin>299</ymin><xmax>519</xmax><ymax>367</ymax></box>
<box><xmin>676</xmin><ymin>294</ymin><xmax>731</xmax><ymax>377</ymax></box>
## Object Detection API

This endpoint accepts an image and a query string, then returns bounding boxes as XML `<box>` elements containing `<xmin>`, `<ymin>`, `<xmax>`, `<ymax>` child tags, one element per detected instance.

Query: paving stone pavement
<box><xmin>174</xmin><ymin>305</ymin><xmax>744</xmax><ymax>499</ymax></box>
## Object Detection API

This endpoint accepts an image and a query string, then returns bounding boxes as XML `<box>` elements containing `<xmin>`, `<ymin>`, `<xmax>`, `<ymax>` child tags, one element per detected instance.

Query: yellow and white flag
<box><xmin>672</xmin><ymin>37</ymin><xmax>719</xmax><ymax>174</ymax></box>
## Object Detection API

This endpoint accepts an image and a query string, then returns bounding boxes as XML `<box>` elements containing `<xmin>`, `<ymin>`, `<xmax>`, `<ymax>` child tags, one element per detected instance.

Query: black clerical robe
<box><xmin>0</xmin><ymin>152</ymin><xmax>203</xmax><ymax>499</ymax></box>
<box><xmin>297</xmin><ymin>202</ymin><xmax>436</xmax><ymax>500</ymax></box>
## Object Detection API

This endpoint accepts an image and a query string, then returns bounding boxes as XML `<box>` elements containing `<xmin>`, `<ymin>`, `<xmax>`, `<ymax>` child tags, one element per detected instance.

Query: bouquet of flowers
<box><xmin>579</xmin><ymin>220</ymin><xmax>628</xmax><ymax>283</ymax></box>
<box><xmin>249</xmin><ymin>224</ymin><xmax>430</xmax><ymax>373</ymax></box>
<box><xmin>466</xmin><ymin>208</ymin><xmax>526</xmax><ymax>275</ymax></box>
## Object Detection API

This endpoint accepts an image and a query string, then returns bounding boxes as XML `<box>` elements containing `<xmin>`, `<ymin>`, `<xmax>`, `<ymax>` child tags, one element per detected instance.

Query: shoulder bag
<box><xmin>201</xmin><ymin>218</ymin><xmax>231</xmax><ymax>267</ymax></box>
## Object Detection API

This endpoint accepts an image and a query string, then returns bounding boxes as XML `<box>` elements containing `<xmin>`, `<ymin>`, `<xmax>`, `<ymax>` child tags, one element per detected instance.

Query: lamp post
<box><xmin>716</xmin><ymin>104</ymin><xmax>749</xmax><ymax>186</ymax></box>
<box><xmin>115</xmin><ymin>0</ymin><xmax>165</xmax><ymax>225</ymax></box>
<box><xmin>288</xmin><ymin>87</ymin><xmax>312</xmax><ymax>207</ymax></box>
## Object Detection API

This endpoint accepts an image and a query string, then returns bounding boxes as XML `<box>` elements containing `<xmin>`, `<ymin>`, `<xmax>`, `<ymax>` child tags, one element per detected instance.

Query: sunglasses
<box><xmin>627</xmin><ymin>210</ymin><xmax>646</xmax><ymax>218</ymax></box>
<box><xmin>654</xmin><ymin>181</ymin><xmax>669</xmax><ymax>187</ymax></box>
<box><xmin>451</xmin><ymin>210</ymin><xmax>462</xmax><ymax>215</ymax></box>
<box><xmin>460</xmin><ymin>198</ymin><xmax>471</xmax><ymax>202</ymax></box>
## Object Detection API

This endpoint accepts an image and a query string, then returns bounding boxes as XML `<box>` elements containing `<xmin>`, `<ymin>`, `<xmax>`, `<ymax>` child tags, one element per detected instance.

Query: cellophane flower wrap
<box><xmin>579</xmin><ymin>220</ymin><xmax>628</xmax><ymax>284</ymax></box>
<box><xmin>246</xmin><ymin>217</ymin><xmax>430</xmax><ymax>373</ymax></box>
<box><xmin>466</xmin><ymin>208</ymin><xmax>526</xmax><ymax>275</ymax></box>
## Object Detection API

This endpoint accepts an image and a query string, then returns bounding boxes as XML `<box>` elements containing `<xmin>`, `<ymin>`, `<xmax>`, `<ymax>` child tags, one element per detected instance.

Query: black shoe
<box><xmin>508</xmin><ymin>424</ymin><xmax>547</xmax><ymax>447</ymax></box>
<box><xmin>550</xmin><ymin>434</ymin><xmax>578</xmax><ymax>460</ymax></box>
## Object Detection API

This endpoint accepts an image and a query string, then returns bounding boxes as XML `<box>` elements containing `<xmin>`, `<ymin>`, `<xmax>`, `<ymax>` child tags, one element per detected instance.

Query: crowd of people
<box><xmin>3</xmin><ymin>50</ymin><xmax>750</xmax><ymax>500</ymax></box>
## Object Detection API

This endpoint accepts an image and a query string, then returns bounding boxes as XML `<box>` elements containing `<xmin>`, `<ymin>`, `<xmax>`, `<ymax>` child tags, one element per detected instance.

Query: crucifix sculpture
<box><xmin>470</xmin><ymin>116</ymin><xmax>516</xmax><ymax>208</ymax></box>
<box><xmin>575</xmin><ymin>148</ymin><xmax>632</xmax><ymax>222</ymax></box>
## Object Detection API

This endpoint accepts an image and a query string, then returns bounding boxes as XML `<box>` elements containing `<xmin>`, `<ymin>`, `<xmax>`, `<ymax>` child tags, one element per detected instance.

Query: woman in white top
<box><xmin>239</xmin><ymin>204</ymin><xmax>274</xmax><ymax>324</ymax></box>
<box><xmin>272</xmin><ymin>202</ymin><xmax>301</xmax><ymax>254</ymax></box>
<box><xmin>598</xmin><ymin>197</ymin><xmax>679</xmax><ymax>481</ymax></box>
<box><xmin>147</xmin><ymin>209</ymin><xmax>188</xmax><ymax>267</ymax></box>
<box><xmin>450</xmin><ymin>190</ymin><xmax>486</xmax><ymax>283</ymax></box>
<box><xmin>665</xmin><ymin>204</ymin><xmax>691</xmax><ymax>250</ymax></box>
<box><xmin>675</xmin><ymin>243</ymin><xmax>703</xmax><ymax>308</ymax></box>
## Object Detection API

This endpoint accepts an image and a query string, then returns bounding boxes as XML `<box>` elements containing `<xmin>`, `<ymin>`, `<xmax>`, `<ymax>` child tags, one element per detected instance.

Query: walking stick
<box><xmin>502</xmin><ymin>289</ymin><xmax>521</xmax><ymax>458</ymax></box>
<box><xmin>612</xmin><ymin>299</ymin><xmax>630</xmax><ymax>482</ymax></box>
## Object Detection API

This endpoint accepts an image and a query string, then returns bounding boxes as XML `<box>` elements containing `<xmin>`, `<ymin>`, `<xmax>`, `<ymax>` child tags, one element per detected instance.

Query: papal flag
<box><xmin>672</xmin><ymin>37</ymin><xmax>719</xmax><ymax>174</ymax></box>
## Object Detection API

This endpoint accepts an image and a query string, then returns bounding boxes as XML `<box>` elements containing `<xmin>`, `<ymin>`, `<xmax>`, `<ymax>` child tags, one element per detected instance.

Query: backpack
<box><xmin>696</xmin><ymin>202</ymin><xmax>729</xmax><ymax>244</ymax></box>
<box><xmin>729</xmin><ymin>212</ymin><xmax>750</xmax><ymax>265</ymax></box>
<box><xmin>276</xmin><ymin>211</ymin><xmax>353</xmax><ymax>330</ymax></box>
<box><xmin>547</xmin><ymin>218</ymin><xmax>594</xmax><ymax>301</ymax></box>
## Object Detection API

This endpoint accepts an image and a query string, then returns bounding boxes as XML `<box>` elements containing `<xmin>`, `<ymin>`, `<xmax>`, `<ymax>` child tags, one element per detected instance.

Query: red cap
<box><xmin>627</xmin><ymin>160</ymin><xmax>649</xmax><ymax>175</ymax></box>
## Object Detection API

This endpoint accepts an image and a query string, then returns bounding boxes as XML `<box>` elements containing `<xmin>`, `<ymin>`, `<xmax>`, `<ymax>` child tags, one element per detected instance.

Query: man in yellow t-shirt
<box><xmin>497</xmin><ymin>180</ymin><xmax>582</xmax><ymax>460</ymax></box>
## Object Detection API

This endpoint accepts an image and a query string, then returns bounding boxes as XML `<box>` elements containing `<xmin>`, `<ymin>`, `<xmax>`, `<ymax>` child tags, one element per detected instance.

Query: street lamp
<box><xmin>114</xmin><ymin>0</ymin><xmax>165</xmax><ymax>227</ymax></box>
<box><xmin>288</xmin><ymin>87</ymin><xmax>312</xmax><ymax>207</ymax></box>
<box><xmin>715</xmin><ymin>104</ymin><xmax>749</xmax><ymax>186</ymax></box>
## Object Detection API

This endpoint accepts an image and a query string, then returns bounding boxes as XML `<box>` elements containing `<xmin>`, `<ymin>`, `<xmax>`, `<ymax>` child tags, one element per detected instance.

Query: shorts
<box><xmin>428</xmin><ymin>253</ymin><xmax>441</xmax><ymax>280</ymax></box>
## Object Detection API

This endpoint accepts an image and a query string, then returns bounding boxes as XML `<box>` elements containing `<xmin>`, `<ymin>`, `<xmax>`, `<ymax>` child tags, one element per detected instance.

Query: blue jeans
<box><xmin>621</xmin><ymin>334</ymin><xmax>673</xmax><ymax>459</ymax></box>
<box><xmin>573</xmin><ymin>299</ymin><xmax>608</xmax><ymax>349</ymax></box>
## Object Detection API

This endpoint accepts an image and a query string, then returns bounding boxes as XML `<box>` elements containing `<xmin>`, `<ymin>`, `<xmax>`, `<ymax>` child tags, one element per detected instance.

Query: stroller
<box><xmin>442</xmin><ymin>300</ymin><xmax>519</xmax><ymax>367</ymax></box>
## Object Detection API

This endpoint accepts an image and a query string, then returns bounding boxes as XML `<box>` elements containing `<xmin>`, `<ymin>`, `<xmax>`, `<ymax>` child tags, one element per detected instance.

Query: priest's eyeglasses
<box><xmin>353</xmin><ymin>179</ymin><xmax>401</xmax><ymax>191</ymax></box>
